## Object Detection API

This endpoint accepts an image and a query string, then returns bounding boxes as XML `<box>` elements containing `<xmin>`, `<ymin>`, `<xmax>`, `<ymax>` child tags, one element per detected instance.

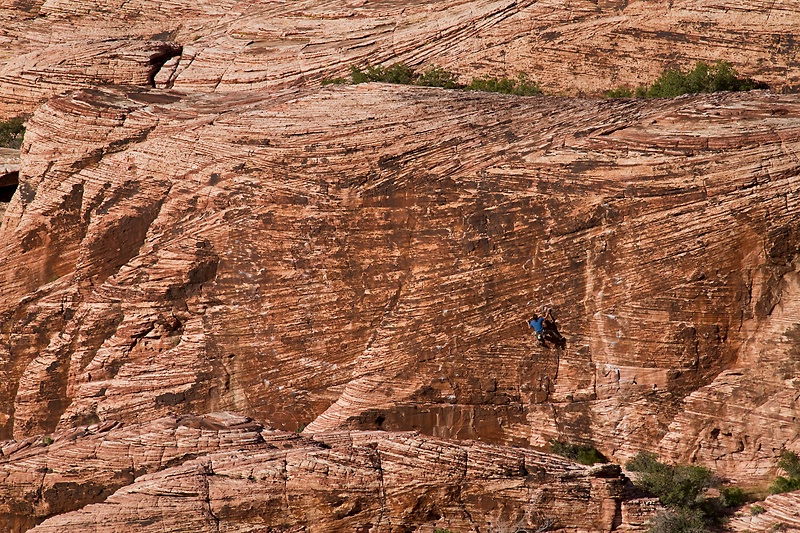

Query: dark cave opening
<box><xmin>0</xmin><ymin>171</ymin><xmax>18</xmax><ymax>203</ymax></box>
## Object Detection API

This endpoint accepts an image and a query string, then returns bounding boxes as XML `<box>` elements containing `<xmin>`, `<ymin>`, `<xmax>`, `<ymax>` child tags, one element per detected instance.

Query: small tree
<box><xmin>769</xmin><ymin>450</ymin><xmax>800</xmax><ymax>494</ymax></box>
<box><xmin>626</xmin><ymin>452</ymin><xmax>717</xmax><ymax>509</ymax></box>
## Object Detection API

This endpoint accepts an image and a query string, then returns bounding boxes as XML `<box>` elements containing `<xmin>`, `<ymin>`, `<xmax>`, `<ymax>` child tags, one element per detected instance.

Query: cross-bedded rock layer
<box><xmin>3</xmin><ymin>1</ymin><xmax>800</xmax><ymax>529</ymax></box>
<box><xmin>2</xmin><ymin>0</ymin><xmax>800</xmax><ymax>118</ymax></box>
<box><xmin>0</xmin><ymin>412</ymin><xmax>627</xmax><ymax>532</ymax></box>
<box><xmin>2</xmin><ymin>84</ymin><xmax>799</xmax><ymax>488</ymax></box>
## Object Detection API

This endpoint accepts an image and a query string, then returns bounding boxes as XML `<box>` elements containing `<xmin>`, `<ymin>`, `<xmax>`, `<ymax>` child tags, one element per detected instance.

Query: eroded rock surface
<box><xmin>2</xmin><ymin>0</ymin><xmax>800</xmax><ymax>530</ymax></box>
<box><xmin>0</xmin><ymin>413</ymin><xmax>627</xmax><ymax>532</ymax></box>
<box><xmin>1</xmin><ymin>83</ymin><xmax>799</xmax><ymax>487</ymax></box>
<box><xmin>3</xmin><ymin>0</ymin><xmax>800</xmax><ymax>118</ymax></box>
<box><xmin>729</xmin><ymin>491</ymin><xmax>800</xmax><ymax>532</ymax></box>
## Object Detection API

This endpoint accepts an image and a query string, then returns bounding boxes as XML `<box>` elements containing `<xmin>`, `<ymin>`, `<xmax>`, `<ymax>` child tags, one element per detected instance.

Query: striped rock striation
<box><xmin>0</xmin><ymin>412</ymin><xmax>628</xmax><ymax>532</ymax></box>
<box><xmin>2</xmin><ymin>0</ymin><xmax>800</xmax><ymax>118</ymax></box>
<box><xmin>2</xmin><ymin>0</ymin><xmax>800</xmax><ymax>529</ymax></box>
<box><xmin>729</xmin><ymin>491</ymin><xmax>800</xmax><ymax>532</ymax></box>
<box><xmin>2</xmin><ymin>82</ymin><xmax>800</xmax><ymax>488</ymax></box>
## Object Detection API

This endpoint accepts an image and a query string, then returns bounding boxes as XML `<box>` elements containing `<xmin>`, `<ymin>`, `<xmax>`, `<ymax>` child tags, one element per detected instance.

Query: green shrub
<box><xmin>625</xmin><ymin>451</ymin><xmax>751</xmax><ymax>532</ymax></box>
<box><xmin>777</xmin><ymin>450</ymin><xmax>800</xmax><ymax>477</ymax></box>
<box><xmin>720</xmin><ymin>486</ymin><xmax>746</xmax><ymax>507</ymax></box>
<box><xmin>415</xmin><ymin>65</ymin><xmax>462</xmax><ymax>89</ymax></box>
<box><xmin>750</xmin><ymin>504</ymin><xmax>766</xmax><ymax>516</ymax></box>
<box><xmin>648</xmin><ymin>508</ymin><xmax>708</xmax><ymax>533</ymax></box>
<box><xmin>769</xmin><ymin>450</ymin><xmax>800</xmax><ymax>494</ymax></box>
<box><xmin>549</xmin><ymin>439</ymin><xmax>608</xmax><ymax>465</ymax></box>
<box><xmin>466</xmin><ymin>72</ymin><xmax>542</xmax><ymax>96</ymax></box>
<box><xmin>626</xmin><ymin>452</ymin><xmax>716</xmax><ymax>510</ymax></box>
<box><xmin>769</xmin><ymin>475</ymin><xmax>800</xmax><ymax>494</ymax></box>
<box><xmin>0</xmin><ymin>117</ymin><xmax>25</xmax><ymax>149</ymax></box>
<box><xmin>324</xmin><ymin>63</ymin><xmax>544</xmax><ymax>96</ymax></box>
<box><xmin>349</xmin><ymin>62</ymin><xmax>416</xmax><ymax>85</ymax></box>
<box><xmin>41</xmin><ymin>436</ymin><xmax>54</xmax><ymax>446</ymax></box>
<box><xmin>604</xmin><ymin>86</ymin><xmax>634</xmax><ymax>98</ymax></box>
<box><xmin>639</xmin><ymin>61</ymin><xmax>764</xmax><ymax>98</ymax></box>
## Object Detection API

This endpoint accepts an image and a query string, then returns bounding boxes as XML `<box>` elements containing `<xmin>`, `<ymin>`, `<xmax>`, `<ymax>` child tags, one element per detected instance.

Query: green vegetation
<box><xmin>604</xmin><ymin>86</ymin><xmax>634</xmax><ymax>98</ymax></box>
<box><xmin>0</xmin><ymin>117</ymin><xmax>25</xmax><ymax>149</ymax></box>
<box><xmin>349</xmin><ymin>62</ymin><xmax>416</xmax><ymax>85</ymax></box>
<box><xmin>415</xmin><ymin>65</ymin><xmax>462</xmax><ymax>90</ymax></box>
<box><xmin>769</xmin><ymin>450</ymin><xmax>800</xmax><ymax>494</ymax></box>
<box><xmin>606</xmin><ymin>61</ymin><xmax>765</xmax><ymax>99</ymax></box>
<box><xmin>41</xmin><ymin>436</ymin><xmax>54</xmax><ymax>446</ymax></box>
<box><xmin>549</xmin><ymin>439</ymin><xmax>608</xmax><ymax>465</ymax></box>
<box><xmin>324</xmin><ymin>59</ymin><xmax>760</xmax><ymax>101</ymax></box>
<box><xmin>720</xmin><ymin>486</ymin><xmax>746</xmax><ymax>507</ymax></box>
<box><xmin>626</xmin><ymin>452</ymin><xmax>747</xmax><ymax>533</ymax></box>
<box><xmin>322</xmin><ymin>62</ymin><xmax>542</xmax><ymax>95</ymax></box>
<box><xmin>465</xmin><ymin>72</ymin><xmax>542</xmax><ymax>96</ymax></box>
<box><xmin>750</xmin><ymin>504</ymin><xmax>766</xmax><ymax>516</ymax></box>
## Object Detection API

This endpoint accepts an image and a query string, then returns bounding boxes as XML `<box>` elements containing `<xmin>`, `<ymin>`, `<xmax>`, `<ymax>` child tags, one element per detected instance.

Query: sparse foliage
<box><xmin>549</xmin><ymin>439</ymin><xmax>608</xmax><ymax>465</ymax></box>
<box><xmin>415</xmin><ymin>65</ymin><xmax>462</xmax><ymax>89</ymax></box>
<box><xmin>0</xmin><ymin>117</ymin><xmax>25</xmax><ymax>149</ymax></box>
<box><xmin>648</xmin><ymin>508</ymin><xmax>708</xmax><ymax>533</ymax></box>
<box><xmin>750</xmin><ymin>504</ymin><xmax>766</xmax><ymax>516</ymax></box>
<box><xmin>626</xmin><ymin>451</ymin><xmax>748</xmax><ymax>533</ymax></box>
<box><xmin>604</xmin><ymin>86</ymin><xmax>634</xmax><ymax>98</ymax></box>
<box><xmin>769</xmin><ymin>450</ymin><xmax>800</xmax><ymax>494</ymax></box>
<box><xmin>626</xmin><ymin>452</ymin><xmax>716</xmax><ymax>510</ymax></box>
<box><xmin>720</xmin><ymin>486</ymin><xmax>746</xmax><ymax>507</ymax></box>
<box><xmin>321</xmin><ymin>63</ymin><xmax>543</xmax><ymax>96</ymax></box>
<box><xmin>349</xmin><ymin>62</ymin><xmax>416</xmax><ymax>85</ymax></box>
<box><xmin>466</xmin><ymin>72</ymin><xmax>542</xmax><ymax>96</ymax></box>
<box><xmin>638</xmin><ymin>61</ymin><xmax>765</xmax><ymax>98</ymax></box>
<box><xmin>605</xmin><ymin>61</ymin><xmax>766</xmax><ymax>99</ymax></box>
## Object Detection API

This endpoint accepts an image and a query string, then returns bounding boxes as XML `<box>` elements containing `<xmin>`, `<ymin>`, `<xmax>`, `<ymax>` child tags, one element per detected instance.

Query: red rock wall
<box><xmin>1</xmin><ymin>84</ymin><xmax>799</xmax><ymax>486</ymax></box>
<box><xmin>2</xmin><ymin>1</ymin><xmax>800</xmax><ymax>118</ymax></box>
<box><xmin>2</xmin><ymin>1</ymin><xmax>800</xmax><ymax>529</ymax></box>
<box><xmin>0</xmin><ymin>413</ymin><xmax>627</xmax><ymax>532</ymax></box>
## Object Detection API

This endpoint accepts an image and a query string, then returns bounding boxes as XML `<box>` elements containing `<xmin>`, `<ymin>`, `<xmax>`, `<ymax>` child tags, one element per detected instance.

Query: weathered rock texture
<box><xmin>3</xmin><ymin>0</ymin><xmax>800</xmax><ymax>118</ymax></box>
<box><xmin>3</xmin><ymin>0</ymin><xmax>800</xmax><ymax>530</ymax></box>
<box><xmin>2</xmin><ymin>81</ymin><xmax>800</xmax><ymax>486</ymax></box>
<box><xmin>729</xmin><ymin>490</ymin><xmax>800</xmax><ymax>532</ymax></box>
<box><xmin>0</xmin><ymin>412</ymin><xmax>627</xmax><ymax>532</ymax></box>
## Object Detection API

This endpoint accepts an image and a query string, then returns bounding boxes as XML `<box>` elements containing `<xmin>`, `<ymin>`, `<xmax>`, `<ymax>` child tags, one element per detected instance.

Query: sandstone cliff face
<box><xmin>729</xmin><ymin>491</ymin><xmax>800</xmax><ymax>532</ymax></box>
<box><xmin>2</xmin><ymin>82</ymin><xmax>800</xmax><ymax>486</ymax></box>
<box><xmin>2</xmin><ymin>0</ymin><xmax>800</xmax><ymax>119</ymax></box>
<box><xmin>0</xmin><ymin>412</ymin><xmax>627</xmax><ymax>532</ymax></box>
<box><xmin>3</xmin><ymin>0</ymin><xmax>800</xmax><ymax>530</ymax></box>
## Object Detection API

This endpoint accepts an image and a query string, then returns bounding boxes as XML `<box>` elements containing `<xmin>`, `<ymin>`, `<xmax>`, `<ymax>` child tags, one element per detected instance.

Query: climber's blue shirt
<box><xmin>529</xmin><ymin>318</ymin><xmax>545</xmax><ymax>332</ymax></box>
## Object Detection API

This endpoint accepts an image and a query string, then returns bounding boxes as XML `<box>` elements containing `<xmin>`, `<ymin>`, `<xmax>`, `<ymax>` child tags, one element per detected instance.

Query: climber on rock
<box><xmin>542</xmin><ymin>308</ymin><xmax>566</xmax><ymax>348</ymax></box>
<box><xmin>527</xmin><ymin>313</ymin><xmax>547</xmax><ymax>344</ymax></box>
<box><xmin>527</xmin><ymin>308</ymin><xmax>566</xmax><ymax>348</ymax></box>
